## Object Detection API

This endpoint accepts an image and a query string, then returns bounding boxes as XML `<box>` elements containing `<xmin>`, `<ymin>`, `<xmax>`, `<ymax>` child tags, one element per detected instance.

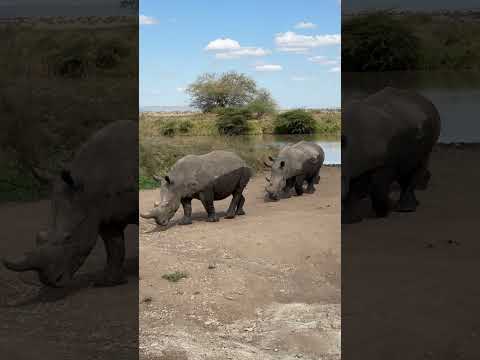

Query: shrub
<box><xmin>274</xmin><ymin>109</ymin><xmax>316</xmax><ymax>134</ymax></box>
<box><xmin>161</xmin><ymin>120</ymin><xmax>177</xmax><ymax>136</ymax></box>
<box><xmin>216</xmin><ymin>108</ymin><xmax>252</xmax><ymax>135</ymax></box>
<box><xmin>342</xmin><ymin>11</ymin><xmax>420</xmax><ymax>71</ymax></box>
<box><xmin>178</xmin><ymin>119</ymin><xmax>193</xmax><ymax>134</ymax></box>
<box><xmin>247</xmin><ymin>88</ymin><xmax>277</xmax><ymax>119</ymax></box>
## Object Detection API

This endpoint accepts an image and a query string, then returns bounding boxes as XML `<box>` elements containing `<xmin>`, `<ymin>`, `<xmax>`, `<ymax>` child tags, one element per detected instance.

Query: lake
<box><xmin>343</xmin><ymin>71</ymin><xmax>480</xmax><ymax>143</ymax></box>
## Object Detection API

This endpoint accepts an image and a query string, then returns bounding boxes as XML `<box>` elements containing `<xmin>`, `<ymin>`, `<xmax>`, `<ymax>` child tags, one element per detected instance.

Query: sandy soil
<box><xmin>139</xmin><ymin>167</ymin><xmax>341</xmax><ymax>360</ymax></box>
<box><xmin>0</xmin><ymin>203</ymin><xmax>139</xmax><ymax>358</ymax></box>
<box><xmin>343</xmin><ymin>144</ymin><xmax>480</xmax><ymax>359</ymax></box>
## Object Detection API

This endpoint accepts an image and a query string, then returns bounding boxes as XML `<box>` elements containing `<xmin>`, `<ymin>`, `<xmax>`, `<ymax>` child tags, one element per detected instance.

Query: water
<box><xmin>343</xmin><ymin>71</ymin><xmax>480</xmax><ymax>143</ymax></box>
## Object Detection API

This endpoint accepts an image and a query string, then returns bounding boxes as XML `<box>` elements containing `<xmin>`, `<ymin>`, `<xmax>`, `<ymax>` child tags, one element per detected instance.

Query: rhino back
<box><xmin>279</xmin><ymin>141</ymin><xmax>324</xmax><ymax>178</ymax></box>
<box><xmin>169</xmin><ymin>151</ymin><xmax>250</xmax><ymax>195</ymax></box>
<box><xmin>344</xmin><ymin>88</ymin><xmax>440</xmax><ymax>179</ymax></box>
<box><xmin>69</xmin><ymin>120</ymin><xmax>138</xmax><ymax>198</ymax></box>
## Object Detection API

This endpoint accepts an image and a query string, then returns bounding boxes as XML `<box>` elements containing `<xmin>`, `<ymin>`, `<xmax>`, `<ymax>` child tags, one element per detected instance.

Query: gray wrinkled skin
<box><xmin>265</xmin><ymin>141</ymin><xmax>324</xmax><ymax>201</ymax></box>
<box><xmin>141</xmin><ymin>151</ymin><xmax>252</xmax><ymax>226</ymax></box>
<box><xmin>3</xmin><ymin>120</ymin><xmax>138</xmax><ymax>287</ymax></box>
<box><xmin>342</xmin><ymin>87</ymin><xmax>441</xmax><ymax>223</ymax></box>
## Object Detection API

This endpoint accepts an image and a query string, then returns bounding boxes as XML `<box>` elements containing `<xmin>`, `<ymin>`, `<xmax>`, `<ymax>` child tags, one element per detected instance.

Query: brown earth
<box><xmin>343</xmin><ymin>144</ymin><xmax>480</xmax><ymax>359</ymax></box>
<box><xmin>139</xmin><ymin>167</ymin><xmax>341</xmax><ymax>360</ymax></box>
<box><xmin>0</xmin><ymin>202</ymin><xmax>139</xmax><ymax>359</ymax></box>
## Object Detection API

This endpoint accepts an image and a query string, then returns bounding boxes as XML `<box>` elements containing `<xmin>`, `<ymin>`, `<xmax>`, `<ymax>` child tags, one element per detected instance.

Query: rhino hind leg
<box><xmin>236</xmin><ymin>194</ymin><xmax>246</xmax><ymax>215</ymax></box>
<box><xmin>226</xmin><ymin>182</ymin><xmax>247</xmax><ymax>219</ymax></box>
<box><xmin>96</xmin><ymin>225</ymin><xmax>127</xmax><ymax>287</ymax></box>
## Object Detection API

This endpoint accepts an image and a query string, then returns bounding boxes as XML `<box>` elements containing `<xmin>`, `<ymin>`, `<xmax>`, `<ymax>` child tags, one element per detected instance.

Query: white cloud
<box><xmin>205</xmin><ymin>38</ymin><xmax>241</xmax><ymax>51</ymax></box>
<box><xmin>275</xmin><ymin>31</ymin><xmax>341</xmax><ymax>52</ymax></box>
<box><xmin>292</xmin><ymin>76</ymin><xmax>308</xmax><ymax>81</ymax></box>
<box><xmin>277</xmin><ymin>47</ymin><xmax>310</xmax><ymax>54</ymax></box>
<box><xmin>216</xmin><ymin>47</ymin><xmax>270</xmax><ymax>59</ymax></box>
<box><xmin>329</xmin><ymin>66</ymin><xmax>341</xmax><ymax>72</ymax></box>
<box><xmin>308</xmin><ymin>56</ymin><xmax>339</xmax><ymax>65</ymax></box>
<box><xmin>206</xmin><ymin>38</ymin><xmax>270</xmax><ymax>60</ymax></box>
<box><xmin>255</xmin><ymin>64</ymin><xmax>283</xmax><ymax>72</ymax></box>
<box><xmin>176</xmin><ymin>87</ymin><xmax>186</xmax><ymax>93</ymax></box>
<box><xmin>140</xmin><ymin>14</ymin><xmax>159</xmax><ymax>25</ymax></box>
<box><xmin>295</xmin><ymin>21</ymin><xmax>317</xmax><ymax>29</ymax></box>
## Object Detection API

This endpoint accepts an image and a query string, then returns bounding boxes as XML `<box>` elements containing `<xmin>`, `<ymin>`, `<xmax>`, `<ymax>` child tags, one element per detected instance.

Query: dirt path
<box><xmin>343</xmin><ymin>145</ymin><xmax>480</xmax><ymax>359</ymax></box>
<box><xmin>139</xmin><ymin>167</ymin><xmax>341</xmax><ymax>360</ymax></box>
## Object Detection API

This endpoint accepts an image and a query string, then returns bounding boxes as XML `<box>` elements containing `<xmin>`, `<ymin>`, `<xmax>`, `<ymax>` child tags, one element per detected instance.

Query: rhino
<box><xmin>342</xmin><ymin>87</ymin><xmax>441</xmax><ymax>223</ymax></box>
<box><xmin>140</xmin><ymin>150</ymin><xmax>252</xmax><ymax>226</ymax></box>
<box><xmin>3</xmin><ymin>120</ymin><xmax>138</xmax><ymax>287</ymax></box>
<box><xmin>264</xmin><ymin>141</ymin><xmax>325</xmax><ymax>201</ymax></box>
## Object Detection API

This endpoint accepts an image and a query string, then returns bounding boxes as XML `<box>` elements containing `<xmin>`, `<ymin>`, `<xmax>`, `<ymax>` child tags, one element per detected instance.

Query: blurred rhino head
<box><xmin>140</xmin><ymin>175</ymin><xmax>181</xmax><ymax>226</ymax></box>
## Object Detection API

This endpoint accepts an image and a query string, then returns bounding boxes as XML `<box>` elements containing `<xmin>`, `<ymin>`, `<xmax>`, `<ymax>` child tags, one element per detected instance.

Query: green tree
<box><xmin>247</xmin><ymin>88</ymin><xmax>277</xmax><ymax>119</ymax></box>
<box><xmin>187</xmin><ymin>71</ymin><xmax>258</xmax><ymax>113</ymax></box>
<box><xmin>274</xmin><ymin>109</ymin><xmax>317</xmax><ymax>135</ymax></box>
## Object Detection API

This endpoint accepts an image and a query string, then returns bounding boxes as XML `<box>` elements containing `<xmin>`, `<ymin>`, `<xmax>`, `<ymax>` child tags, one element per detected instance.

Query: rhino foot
<box><xmin>236</xmin><ymin>209</ymin><xmax>246</xmax><ymax>216</ymax></box>
<box><xmin>206</xmin><ymin>216</ymin><xmax>220</xmax><ymax>223</ymax></box>
<box><xmin>225</xmin><ymin>213</ymin><xmax>236</xmax><ymax>219</ymax></box>
<box><xmin>305</xmin><ymin>187</ymin><xmax>316</xmax><ymax>194</ymax></box>
<box><xmin>179</xmin><ymin>217</ymin><xmax>193</xmax><ymax>225</ymax></box>
<box><xmin>395</xmin><ymin>192</ymin><xmax>419</xmax><ymax>212</ymax></box>
<box><xmin>94</xmin><ymin>273</ymin><xmax>127</xmax><ymax>287</ymax></box>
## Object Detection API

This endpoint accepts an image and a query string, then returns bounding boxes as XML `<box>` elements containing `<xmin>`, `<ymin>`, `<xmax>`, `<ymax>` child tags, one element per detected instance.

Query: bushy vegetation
<box><xmin>247</xmin><ymin>88</ymin><xmax>277</xmax><ymax>119</ymax></box>
<box><xmin>274</xmin><ymin>109</ymin><xmax>317</xmax><ymax>135</ymax></box>
<box><xmin>216</xmin><ymin>108</ymin><xmax>253</xmax><ymax>135</ymax></box>
<box><xmin>343</xmin><ymin>11</ymin><xmax>480</xmax><ymax>71</ymax></box>
<box><xmin>342</xmin><ymin>12</ymin><xmax>420</xmax><ymax>71</ymax></box>
<box><xmin>0</xmin><ymin>20</ymin><xmax>137</xmax><ymax>202</ymax></box>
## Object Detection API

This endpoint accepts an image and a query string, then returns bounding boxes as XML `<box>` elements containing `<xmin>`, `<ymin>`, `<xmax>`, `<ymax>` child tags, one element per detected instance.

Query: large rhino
<box><xmin>141</xmin><ymin>150</ymin><xmax>252</xmax><ymax>226</ymax></box>
<box><xmin>3</xmin><ymin>120</ymin><xmax>138</xmax><ymax>287</ymax></box>
<box><xmin>265</xmin><ymin>141</ymin><xmax>324</xmax><ymax>201</ymax></box>
<box><xmin>342</xmin><ymin>87</ymin><xmax>441</xmax><ymax>223</ymax></box>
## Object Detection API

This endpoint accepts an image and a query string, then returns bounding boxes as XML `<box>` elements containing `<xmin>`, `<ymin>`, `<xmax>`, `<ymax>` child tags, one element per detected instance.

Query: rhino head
<box><xmin>3</xmin><ymin>170</ymin><xmax>99</xmax><ymax>287</ymax></box>
<box><xmin>140</xmin><ymin>175</ymin><xmax>181</xmax><ymax>226</ymax></box>
<box><xmin>264</xmin><ymin>156</ymin><xmax>288</xmax><ymax>201</ymax></box>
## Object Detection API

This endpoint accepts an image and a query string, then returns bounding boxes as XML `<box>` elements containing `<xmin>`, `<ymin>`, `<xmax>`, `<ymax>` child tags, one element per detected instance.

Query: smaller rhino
<box><xmin>265</xmin><ymin>141</ymin><xmax>325</xmax><ymax>201</ymax></box>
<box><xmin>141</xmin><ymin>151</ymin><xmax>252</xmax><ymax>226</ymax></box>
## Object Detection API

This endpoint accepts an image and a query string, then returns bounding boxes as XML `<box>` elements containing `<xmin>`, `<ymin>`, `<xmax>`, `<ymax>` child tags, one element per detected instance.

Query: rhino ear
<box><xmin>61</xmin><ymin>169</ymin><xmax>75</xmax><ymax>187</ymax></box>
<box><xmin>165</xmin><ymin>176</ymin><xmax>173</xmax><ymax>185</ymax></box>
<box><xmin>268</xmin><ymin>156</ymin><xmax>276</xmax><ymax>162</ymax></box>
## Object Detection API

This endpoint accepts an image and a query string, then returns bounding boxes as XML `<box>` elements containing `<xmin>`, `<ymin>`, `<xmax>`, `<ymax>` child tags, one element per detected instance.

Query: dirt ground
<box><xmin>343</xmin><ymin>144</ymin><xmax>480</xmax><ymax>359</ymax></box>
<box><xmin>139</xmin><ymin>166</ymin><xmax>341</xmax><ymax>360</ymax></box>
<box><xmin>0</xmin><ymin>204</ymin><xmax>139</xmax><ymax>359</ymax></box>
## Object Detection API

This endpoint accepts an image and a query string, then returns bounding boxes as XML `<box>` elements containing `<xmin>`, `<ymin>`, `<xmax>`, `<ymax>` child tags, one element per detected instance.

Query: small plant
<box><xmin>161</xmin><ymin>120</ymin><xmax>177</xmax><ymax>136</ymax></box>
<box><xmin>216</xmin><ymin>107</ymin><xmax>252</xmax><ymax>136</ymax></box>
<box><xmin>274</xmin><ymin>109</ymin><xmax>316</xmax><ymax>134</ymax></box>
<box><xmin>178</xmin><ymin>119</ymin><xmax>193</xmax><ymax>134</ymax></box>
<box><xmin>162</xmin><ymin>271</ymin><xmax>188</xmax><ymax>283</ymax></box>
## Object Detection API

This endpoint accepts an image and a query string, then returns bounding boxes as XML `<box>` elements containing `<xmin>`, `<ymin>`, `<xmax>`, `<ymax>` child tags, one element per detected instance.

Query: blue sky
<box><xmin>140</xmin><ymin>0</ymin><xmax>341</xmax><ymax>109</ymax></box>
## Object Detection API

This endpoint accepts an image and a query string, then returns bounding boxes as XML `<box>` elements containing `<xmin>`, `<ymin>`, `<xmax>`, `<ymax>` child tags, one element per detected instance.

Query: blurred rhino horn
<box><xmin>3</xmin><ymin>251</ymin><xmax>47</xmax><ymax>272</ymax></box>
<box><xmin>140</xmin><ymin>210</ymin><xmax>156</xmax><ymax>219</ymax></box>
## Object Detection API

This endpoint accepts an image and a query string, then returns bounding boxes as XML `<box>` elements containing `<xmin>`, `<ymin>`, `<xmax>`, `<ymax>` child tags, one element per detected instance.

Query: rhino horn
<box><xmin>3</xmin><ymin>251</ymin><xmax>49</xmax><ymax>272</ymax></box>
<box><xmin>140</xmin><ymin>210</ymin><xmax>157</xmax><ymax>219</ymax></box>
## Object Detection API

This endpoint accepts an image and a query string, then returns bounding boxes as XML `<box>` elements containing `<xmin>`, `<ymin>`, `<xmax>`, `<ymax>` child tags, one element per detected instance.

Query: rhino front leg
<box><xmin>294</xmin><ymin>175</ymin><xmax>305</xmax><ymax>196</ymax></box>
<box><xmin>96</xmin><ymin>225</ymin><xmax>127</xmax><ymax>287</ymax></box>
<box><xmin>199</xmin><ymin>191</ymin><xmax>219</xmax><ymax>222</ymax></box>
<box><xmin>370</xmin><ymin>168</ymin><xmax>395</xmax><ymax>218</ymax></box>
<box><xmin>179</xmin><ymin>197</ymin><xmax>193</xmax><ymax>225</ymax></box>
<box><xmin>395</xmin><ymin>172</ymin><xmax>419</xmax><ymax>212</ymax></box>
